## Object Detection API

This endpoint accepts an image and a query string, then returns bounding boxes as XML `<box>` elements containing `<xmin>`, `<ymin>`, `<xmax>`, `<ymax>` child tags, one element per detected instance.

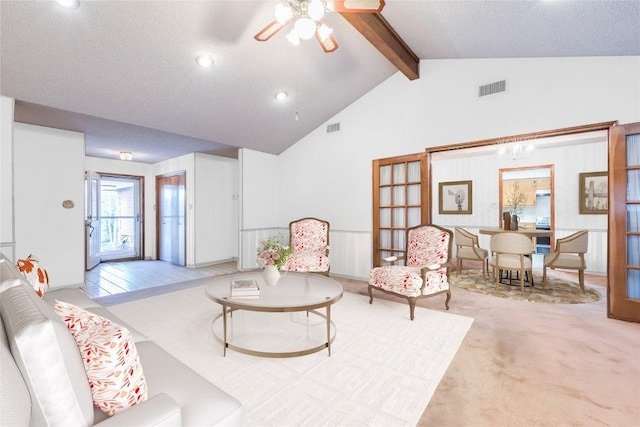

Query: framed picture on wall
<box><xmin>579</xmin><ymin>171</ymin><xmax>608</xmax><ymax>214</ymax></box>
<box><xmin>439</xmin><ymin>180</ymin><xmax>472</xmax><ymax>214</ymax></box>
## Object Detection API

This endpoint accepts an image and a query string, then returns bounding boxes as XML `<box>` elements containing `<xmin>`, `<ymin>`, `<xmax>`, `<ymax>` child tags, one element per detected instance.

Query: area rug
<box><xmin>108</xmin><ymin>286</ymin><xmax>473</xmax><ymax>426</ymax></box>
<box><xmin>450</xmin><ymin>269</ymin><xmax>601</xmax><ymax>304</ymax></box>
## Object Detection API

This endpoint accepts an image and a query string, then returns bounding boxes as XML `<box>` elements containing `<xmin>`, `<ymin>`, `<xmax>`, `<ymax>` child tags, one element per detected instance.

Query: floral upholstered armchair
<box><xmin>369</xmin><ymin>224</ymin><xmax>453</xmax><ymax>320</ymax></box>
<box><xmin>283</xmin><ymin>217</ymin><xmax>330</xmax><ymax>275</ymax></box>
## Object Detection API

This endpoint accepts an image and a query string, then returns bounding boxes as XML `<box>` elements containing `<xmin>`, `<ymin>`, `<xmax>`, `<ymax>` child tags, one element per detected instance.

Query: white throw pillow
<box><xmin>54</xmin><ymin>300</ymin><xmax>148</xmax><ymax>416</ymax></box>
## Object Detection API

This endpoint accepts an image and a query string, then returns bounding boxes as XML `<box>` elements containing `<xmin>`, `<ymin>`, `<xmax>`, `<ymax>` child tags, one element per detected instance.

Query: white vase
<box><xmin>262</xmin><ymin>265</ymin><xmax>281</xmax><ymax>286</ymax></box>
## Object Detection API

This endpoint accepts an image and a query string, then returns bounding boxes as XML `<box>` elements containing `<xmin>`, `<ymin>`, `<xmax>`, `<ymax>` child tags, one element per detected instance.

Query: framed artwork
<box><xmin>579</xmin><ymin>171</ymin><xmax>608</xmax><ymax>214</ymax></box>
<box><xmin>439</xmin><ymin>180</ymin><xmax>472</xmax><ymax>214</ymax></box>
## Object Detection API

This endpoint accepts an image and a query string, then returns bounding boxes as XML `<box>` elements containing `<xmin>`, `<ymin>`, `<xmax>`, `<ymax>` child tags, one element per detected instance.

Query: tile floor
<box><xmin>83</xmin><ymin>260</ymin><xmax>240</xmax><ymax>305</ymax></box>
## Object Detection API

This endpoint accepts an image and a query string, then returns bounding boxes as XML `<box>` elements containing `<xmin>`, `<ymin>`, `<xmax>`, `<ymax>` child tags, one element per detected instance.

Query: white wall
<box><xmin>267</xmin><ymin>56</ymin><xmax>640</xmax><ymax>279</ymax></box>
<box><xmin>238</xmin><ymin>149</ymin><xmax>286</xmax><ymax>270</ymax></box>
<box><xmin>194</xmin><ymin>153</ymin><xmax>238</xmax><ymax>266</ymax></box>
<box><xmin>13</xmin><ymin>123</ymin><xmax>85</xmax><ymax>287</ymax></box>
<box><xmin>0</xmin><ymin>96</ymin><xmax>15</xmax><ymax>260</ymax></box>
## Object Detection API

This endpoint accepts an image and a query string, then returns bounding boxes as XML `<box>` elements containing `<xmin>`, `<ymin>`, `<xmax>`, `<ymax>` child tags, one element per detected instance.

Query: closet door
<box><xmin>372</xmin><ymin>153</ymin><xmax>428</xmax><ymax>266</ymax></box>
<box><xmin>609</xmin><ymin>122</ymin><xmax>640</xmax><ymax>322</ymax></box>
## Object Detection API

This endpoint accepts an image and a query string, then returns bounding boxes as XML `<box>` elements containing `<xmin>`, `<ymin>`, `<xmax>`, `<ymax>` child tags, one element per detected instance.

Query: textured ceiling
<box><xmin>1</xmin><ymin>0</ymin><xmax>638</xmax><ymax>163</ymax></box>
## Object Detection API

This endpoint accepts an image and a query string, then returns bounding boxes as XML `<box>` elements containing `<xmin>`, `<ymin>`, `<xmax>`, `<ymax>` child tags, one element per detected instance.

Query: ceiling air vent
<box><xmin>326</xmin><ymin>122</ymin><xmax>340</xmax><ymax>133</ymax></box>
<box><xmin>478</xmin><ymin>80</ymin><xmax>506</xmax><ymax>97</ymax></box>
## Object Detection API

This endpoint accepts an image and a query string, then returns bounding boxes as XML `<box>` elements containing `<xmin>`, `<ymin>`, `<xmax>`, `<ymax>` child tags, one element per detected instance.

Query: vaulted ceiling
<box><xmin>1</xmin><ymin>1</ymin><xmax>638</xmax><ymax>163</ymax></box>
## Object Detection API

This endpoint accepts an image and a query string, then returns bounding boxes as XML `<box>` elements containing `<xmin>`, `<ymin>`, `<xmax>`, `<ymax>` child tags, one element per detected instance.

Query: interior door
<box><xmin>85</xmin><ymin>171</ymin><xmax>101</xmax><ymax>270</ymax></box>
<box><xmin>156</xmin><ymin>172</ymin><xmax>186</xmax><ymax>266</ymax></box>
<box><xmin>608</xmin><ymin>122</ymin><xmax>640</xmax><ymax>322</ymax></box>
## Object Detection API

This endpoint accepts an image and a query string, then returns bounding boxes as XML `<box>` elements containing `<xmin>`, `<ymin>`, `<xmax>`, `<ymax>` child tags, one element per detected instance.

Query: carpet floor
<box><xmin>109</xmin><ymin>286</ymin><xmax>473</xmax><ymax>426</ymax></box>
<box><xmin>450</xmin><ymin>269</ymin><xmax>601</xmax><ymax>304</ymax></box>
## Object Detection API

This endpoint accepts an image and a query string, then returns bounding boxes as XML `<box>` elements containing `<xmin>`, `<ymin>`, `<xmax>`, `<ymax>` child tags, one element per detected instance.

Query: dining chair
<box><xmin>542</xmin><ymin>230</ymin><xmax>588</xmax><ymax>293</ymax></box>
<box><xmin>368</xmin><ymin>224</ymin><xmax>453</xmax><ymax>320</ymax></box>
<box><xmin>490</xmin><ymin>232</ymin><xmax>533</xmax><ymax>295</ymax></box>
<box><xmin>282</xmin><ymin>217</ymin><xmax>330</xmax><ymax>275</ymax></box>
<box><xmin>454</xmin><ymin>227</ymin><xmax>489</xmax><ymax>280</ymax></box>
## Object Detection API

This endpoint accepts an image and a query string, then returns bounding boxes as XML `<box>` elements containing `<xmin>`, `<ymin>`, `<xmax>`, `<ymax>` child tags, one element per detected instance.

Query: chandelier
<box><xmin>498</xmin><ymin>137</ymin><xmax>535</xmax><ymax>161</ymax></box>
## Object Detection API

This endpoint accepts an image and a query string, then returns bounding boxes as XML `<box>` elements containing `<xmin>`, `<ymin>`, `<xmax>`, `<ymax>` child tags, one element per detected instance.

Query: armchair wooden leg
<box><xmin>368</xmin><ymin>285</ymin><xmax>374</xmax><ymax>304</ymax></box>
<box><xmin>444</xmin><ymin>290</ymin><xmax>451</xmax><ymax>310</ymax></box>
<box><xmin>542</xmin><ymin>266</ymin><xmax>547</xmax><ymax>289</ymax></box>
<box><xmin>579</xmin><ymin>269</ymin><xmax>585</xmax><ymax>293</ymax></box>
<box><xmin>408</xmin><ymin>297</ymin><xmax>417</xmax><ymax>321</ymax></box>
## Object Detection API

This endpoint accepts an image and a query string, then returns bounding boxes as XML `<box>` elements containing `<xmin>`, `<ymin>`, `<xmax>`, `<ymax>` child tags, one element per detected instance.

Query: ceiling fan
<box><xmin>254</xmin><ymin>0</ymin><xmax>385</xmax><ymax>53</ymax></box>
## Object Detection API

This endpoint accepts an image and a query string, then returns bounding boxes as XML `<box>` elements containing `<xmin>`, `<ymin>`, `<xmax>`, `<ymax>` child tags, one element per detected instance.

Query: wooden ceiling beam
<box><xmin>340</xmin><ymin>12</ymin><xmax>420</xmax><ymax>80</ymax></box>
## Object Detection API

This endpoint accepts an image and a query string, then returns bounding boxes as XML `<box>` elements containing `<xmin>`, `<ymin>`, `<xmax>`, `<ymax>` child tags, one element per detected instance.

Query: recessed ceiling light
<box><xmin>196</xmin><ymin>54</ymin><xmax>214</xmax><ymax>68</ymax></box>
<box><xmin>56</xmin><ymin>0</ymin><xmax>80</xmax><ymax>9</ymax></box>
<box><xmin>275</xmin><ymin>91</ymin><xmax>288</xmax><ymax>100</ymax></box>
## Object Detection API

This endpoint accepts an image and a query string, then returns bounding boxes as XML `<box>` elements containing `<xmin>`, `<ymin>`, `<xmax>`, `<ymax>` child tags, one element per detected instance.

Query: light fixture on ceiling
<box><xmin>275</xmin><ymin>91</ymin><xmax>288</xmax><ymax>100</ymax></box>
<box><xmin>196</xmin><ymin>54</ymin><xmax>214</xmax><ymax>68</ymax></box>
<box><xmin>119</xmin><ymin>151</ymin><xmax>133</xmax><ymax>161</ymax></box>
<box><xmin>56</xmin><ymin>0</ymin><xmax>80</xmax><ymax>9</ymax></box>
<box><xmin>278</xmin><ymin>0</ymin><xmax>332</xmax><ymax>45</ymax></box>
<box><xmin>498</xmin><ymin>137</ymin><xmax>535</xmax><ymax>161</ymax></box>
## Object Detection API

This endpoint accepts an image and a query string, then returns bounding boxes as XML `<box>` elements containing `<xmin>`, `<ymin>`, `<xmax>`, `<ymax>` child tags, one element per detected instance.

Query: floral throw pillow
<box><xmin>53</xmin><ymin>300</ymin><xmax>148</xmax><ymax>416</ymax></box>
<box><xmin>16</xmin><ymin>254</ymin><xmax>49</xmax><ymax>297</ymax></box>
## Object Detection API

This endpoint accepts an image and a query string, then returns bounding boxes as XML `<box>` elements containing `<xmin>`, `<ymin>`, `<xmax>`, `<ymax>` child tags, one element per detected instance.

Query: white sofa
<box><xmin>0</xmin><ymin>254</ymin><xmax>242</xmax><ymax>426</ymax></box>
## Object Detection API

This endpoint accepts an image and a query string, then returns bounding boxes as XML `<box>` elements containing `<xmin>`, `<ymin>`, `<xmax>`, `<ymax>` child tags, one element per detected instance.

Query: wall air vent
<box><xmin>326</xmin><ymin>122</ymin><xmax>340</xmax><ymax>133</ymax></box>
<box><xmin>478</xmin><ymin>80</ymin><xmax>507</xmax><ymax>97</ymax></box>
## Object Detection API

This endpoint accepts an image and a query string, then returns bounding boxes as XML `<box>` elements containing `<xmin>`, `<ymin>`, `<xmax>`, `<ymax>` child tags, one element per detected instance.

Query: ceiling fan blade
<box><xmin>254</xmin><ymin>19</ymin><xmax>290</xmax><ymax>41</ymax></box>
<box><xmin>328</xmin><ymin>0</ymin><xmax>385</xmax><ymax>13</ymax></box>
<box><xmin>317</xmin><ymin>33</ymin><xmax>339</xmax><ymax>53</ymax></box>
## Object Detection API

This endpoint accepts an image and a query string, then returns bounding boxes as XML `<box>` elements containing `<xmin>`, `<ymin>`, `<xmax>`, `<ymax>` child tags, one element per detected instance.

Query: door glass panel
<box><xmin>628</xmin><ymin>270</ymin><xmax>640</xmax><ymax>299</ymax></box>
<box><xmin>379</xmin><ymin>187</ymin><xmax>391</xmax><ymax>205</ymax></box>
<box><xmin>379</xmin><ymin>165</ymin><xmax>391</xmax><ymax>185</ymax></box>
<box><xmin>407</xmin><ymin>184</ymin><xmax>420</xmax><ymax>205</ymax></box>
<box><xmin>407</xmin><ymin>207</ymin><xmax>421</xmax><ymax>227</ymax></box>
<box><xmin>393</xmin><ymin>163</ymin><xmax>405</xmax><ymax>183</ymax></box>
<box><xmin>407</xmin><ymin>161</ymin><xmax>420</xmax><ymax>182</ymax></box>
<box><xmin>627</xmin><ymin>205</ymin><xmax>640</xmax><ymax>232</ymax></box>
<box><xmin>379</xmin><ymin>208</ymin><xmax>391</xmax><ymax>227</ymax></box>
<box><xmin>379</xmin><ymin>229</ymin><xmax>391</xmax><ymax>249</ymax></box>
<box><xmin>393</xmin><ymin>186</ymin><xmax>405</xmax><ymax>205</ymax></box>
<box><xmin>393</xmin><ymin>229</ymin><xmax>405</xmax><ymax>249</ymax></box>
<box><xmin>626</xmin><ymin>134</ymin><xmax>640</xmax><ymax>166</ymax></box>
<box><xmin>393</xmin><ymin>208</ymin><xmax>405</xmax><ymax>227</ymax></box>
<box><xmin>628</xmin><ymin>234</ymin><xmax>640</xmax><ymax>266</ymax></box>
<box><xmin>627</xmin><ymin>170</ymin><xmax>640</xmax><ymax>200</ymax></box>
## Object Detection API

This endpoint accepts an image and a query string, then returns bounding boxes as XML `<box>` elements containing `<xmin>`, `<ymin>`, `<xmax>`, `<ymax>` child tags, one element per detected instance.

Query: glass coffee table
<box><xmin>205</xmin><ymin>271</ymin><xmax>343</xmax><ymax>358</ymax></box>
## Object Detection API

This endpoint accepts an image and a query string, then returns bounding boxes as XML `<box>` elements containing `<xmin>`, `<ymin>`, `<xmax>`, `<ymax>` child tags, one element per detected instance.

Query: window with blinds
<box><xmin>372</xmin><ymin>153</ymin><xmax>428</xmax><ymax>266</ymax></box>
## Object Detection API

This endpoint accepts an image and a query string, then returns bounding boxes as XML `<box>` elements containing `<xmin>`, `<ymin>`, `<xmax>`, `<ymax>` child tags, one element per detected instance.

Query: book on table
<box><xmin>230</xmin><ymin>279</ymin><xmax>260</xmax><ymax>297</ymax></box>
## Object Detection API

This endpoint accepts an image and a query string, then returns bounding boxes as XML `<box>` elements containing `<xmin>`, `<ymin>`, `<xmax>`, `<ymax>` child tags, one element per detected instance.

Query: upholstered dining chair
<box><xmin>542</xmin><ymin>230</ymin><xmax>588</xmax><ymax>293</ymax></box>
<box><xmin>454</xmin><ymin>227</ymin><xmax>489</xmax><ymax>280</ymax></box>
<box><xmin>490</xmin><ymin>232</ymin><xmax>534</xmax><ymax>295</ymax></box>
<box><xmin>368</xmin><ymin>224</ymin><xmax>453</xmax><ymax>320</ymax></box>
<box><xmin>283</xmin><ymin>217</ymin><xmax>330</xmax><ymax>275</ymax></box>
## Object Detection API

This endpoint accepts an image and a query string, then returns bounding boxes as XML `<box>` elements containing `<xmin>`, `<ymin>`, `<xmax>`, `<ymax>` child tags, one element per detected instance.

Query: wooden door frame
<box><xmin>608</xmin><ymin>122</ymin><xmax>640</xmax><ymax>322</ymax></box>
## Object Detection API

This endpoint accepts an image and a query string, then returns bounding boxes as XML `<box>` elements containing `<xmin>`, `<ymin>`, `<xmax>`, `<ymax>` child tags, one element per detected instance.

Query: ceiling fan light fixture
<box><xmin>294</xmin><ymin>17</ymin><xmax>317</xmax><ymax>40</ymax></box>
<box><xmin>308</xmin><ymin>0</ymin><xmax>325</xmax><ymax>21</ymax></box>
<box><xmin>317</xmin><ymin>23</ymin><xmax>333</xmax><ymax>41</ymax></box>
<box><xmin>286</xmin><ymin>29</ymin><xmax>301</xmax><ymax>45</ymax></box>
<box><xmin>275</xmin><ymin>3</ymin><xmax>293</xmax><ymax>24</ymax></box>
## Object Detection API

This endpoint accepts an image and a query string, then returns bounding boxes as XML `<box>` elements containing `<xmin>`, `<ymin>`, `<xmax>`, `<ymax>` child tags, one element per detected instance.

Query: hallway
<box><xmin>83</xmin><ymin>260</ymin><xmax>239</xmax><ymax>305</ymax></box>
